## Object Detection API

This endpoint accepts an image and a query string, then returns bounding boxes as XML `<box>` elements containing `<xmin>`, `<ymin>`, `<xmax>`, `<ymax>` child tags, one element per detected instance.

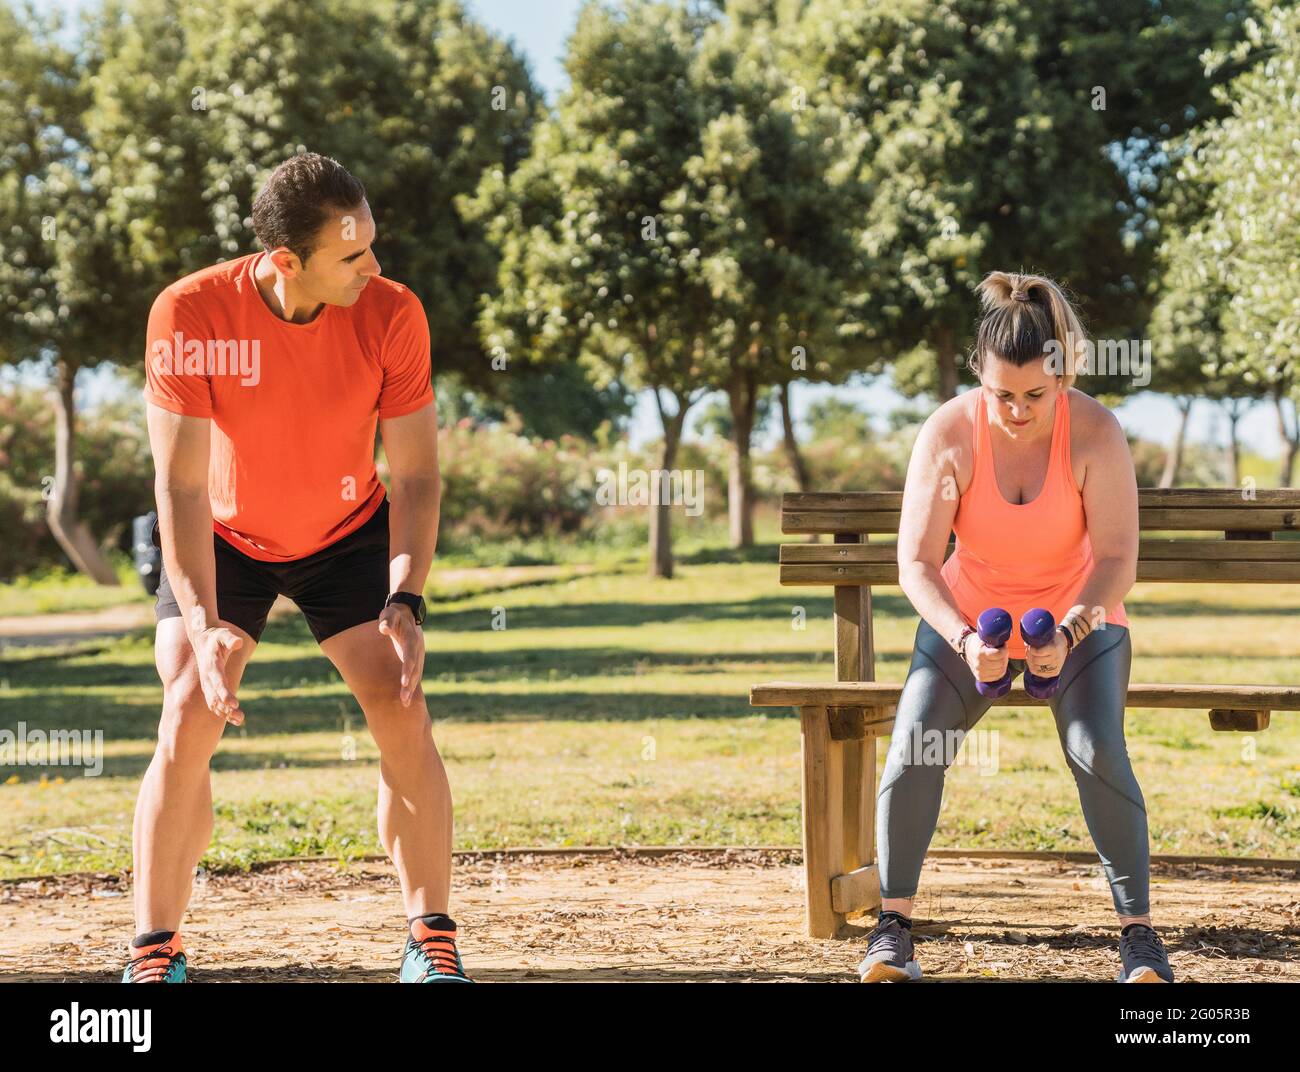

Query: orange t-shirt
<box><xmin>143</xmin><ymin>252</ymin><xmax>433</xmax><ymax>561</ymax></box>
<box><xmin>939</xmin><ymin>389</ymin><xmax>1128</xmax><ymax>659</ymax></box>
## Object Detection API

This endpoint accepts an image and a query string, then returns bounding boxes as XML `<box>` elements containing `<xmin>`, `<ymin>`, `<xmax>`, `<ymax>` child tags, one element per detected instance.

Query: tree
<box><xmin>805</xmin><ymin>395</ymin><xmax>872</xmax><ymax>443</ymax></box>
<box><xmin>782</xmin><ymin>0</ymin><xmax>1255</xmax><ymax>402</ymax></box>
<box><xmin>469</xmin><ymin>0</ymin><xmax>721</xmax><ymax>578</ymax></box>
<box><xmin>87</xmin><ymin>0</ymin><xmax>539</xmax><ymax>389</ymax></box>
<box><xmin>671</xmin><ymin>11</ymin><xmax>875</xmax><ymax>545</ymax></box>
<box><xmin>1151</xmin><ymin>2</ymin><xmax>1300</xmax><ymax>486</ymax></box>
<box><xmin>0</xmin><ymin>0</ymin><xmax>545</xmax><ymax>583</ymax></box>
<box><xmin>0</xmin><ymin>1</ymin><xmax>145</xmax><ymax>583</ymax></box>
<box><xmin>469</xmin><ymin>363</ymin><xmax>636</xmax><ymax>441</ymax></box>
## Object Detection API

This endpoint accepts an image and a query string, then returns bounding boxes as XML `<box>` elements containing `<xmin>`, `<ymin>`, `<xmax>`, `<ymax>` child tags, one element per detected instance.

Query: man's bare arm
<box><xmin>147</xmin><ymin>404</ymin><xmax>217</xmax><ymax>631</ymax></box>
<box><xmin>146</xmin><ymin>403</ymin><xmax>242</xmax><ymax>720</ymax></box>
<box><xmin>380</xmin><ymin>400</ymin><xmax>441</xmax><ymax>598</ymax></box>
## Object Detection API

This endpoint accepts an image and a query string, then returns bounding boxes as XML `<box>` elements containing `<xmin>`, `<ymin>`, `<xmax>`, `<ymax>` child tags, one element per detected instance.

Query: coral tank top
<box><xmin>938</xmin><ymin>389</ymin><xmax>1128</xmax><ymax>658</ymax></box>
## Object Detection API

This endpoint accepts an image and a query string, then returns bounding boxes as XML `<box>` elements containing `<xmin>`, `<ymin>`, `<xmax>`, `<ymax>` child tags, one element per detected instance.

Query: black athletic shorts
<box><xmin>154</xmin><ymin>498</ymin><xmax>391</xmax><ymax>644</ymax></box>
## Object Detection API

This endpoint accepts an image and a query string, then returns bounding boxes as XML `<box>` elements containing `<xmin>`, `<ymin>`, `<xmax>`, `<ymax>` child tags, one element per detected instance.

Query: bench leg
<box><xmin>800</xmin><ymin>706</ymin><xmax>882</xmax><ymax>938</ymax></box>
<box><xmin>1209</xmin><ymin>709</ymin><xmax>1271</xmax><ymax>732</ymax></box>
<box><xmin>800</xmin><ymin>705</ymin><xmax>841</xmax><ymax>937</ymax></box>
<box><xmin>840</xmin><ymin>735</ymin><xmax>879</xmax><ymax>912</ymax></box>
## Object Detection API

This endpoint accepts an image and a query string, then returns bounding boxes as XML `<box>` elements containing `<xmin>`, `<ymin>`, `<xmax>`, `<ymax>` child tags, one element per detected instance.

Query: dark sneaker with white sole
<box><xmin>857</xmin><ymin>912</ymin><xmax>922</xmax><ymax>983</ymax></box>
<box><xmin>1117</xmin><ymin>923</ymin><xmax>1174</xmax><ymax>983</ymax></box>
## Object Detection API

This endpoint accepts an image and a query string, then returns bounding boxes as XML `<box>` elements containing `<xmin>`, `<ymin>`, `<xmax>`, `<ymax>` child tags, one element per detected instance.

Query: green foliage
<box><xmin>79</xmin><ymin>0</ymin><xmax>538</xmax><ymax>388</ymax></box>
<box><xmin>0</xmin><ymin>1</ymin><xmax>141</xmax><ymax>381</ymax></box>
<box><xmin>1126</xmin><ymin>432</ymin><xmax>1229</xmax><ymax>488</ymax></box>
<box><xmin>0</xmin><ymin>386</ymin><xmax>153</xmax><ymax>579</ymax></box>
<box><xmin>1152</xmin><ymin>3</ymin><xmax>1300</xmax><ymax>401</ymax></box>
<box><xmin>803</xmin><ymin>396</ymin><xmax>871</xmax><ymax>442</ymax></box>
<box><xmin>467</xmin><ymin>0</ymin><xmax>719</xmax><ymax>398</ymax></box>
<box><xmin>433</xmin><ymin>417</ymin><xmax>601</xmax><ymax>542</ymax></box>
<box><xmin>780</xmin><ymin>0</ymin><xmax>1254</xmax><ymax>398</ymax></box>
<box><xmin>480</xmin><ymin>363</ymin><xmax>636</xmax><ymax>441</ymax></box>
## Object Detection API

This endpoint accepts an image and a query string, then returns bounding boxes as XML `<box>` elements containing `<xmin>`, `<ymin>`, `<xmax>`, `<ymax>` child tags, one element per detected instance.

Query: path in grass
<box><xmin>2</xmin><ymin>554</ymin><xmax>1299</xmax><ymax>878</ymax></box>
<box><xmin>3</xmin><ymin>852</ymin><xmax>1297</xmax><ymax>982</ymax></box>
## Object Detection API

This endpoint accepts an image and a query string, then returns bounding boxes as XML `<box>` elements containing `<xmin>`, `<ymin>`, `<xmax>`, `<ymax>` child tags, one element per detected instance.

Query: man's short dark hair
<box><xmin>250</xmin><ymin>153</ymin><xmax>367</xmax><ymax>264</ymax></box>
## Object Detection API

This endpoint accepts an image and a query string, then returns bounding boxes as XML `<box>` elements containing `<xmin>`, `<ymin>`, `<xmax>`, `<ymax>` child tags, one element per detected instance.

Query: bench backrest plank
<box><xmin>783</xmin><ymin>489</ymin><xmax>1300</xmax><ymax>536</ymax></box>
<box><xmin>780</xmin><ymin>489</ymin><xmax>1300</xmax><ymax>586</ymax></box>
<box><xmin>782</xmin><ymin>488</ymin><xmax>1297</xmax><ymax>694</ymax></box>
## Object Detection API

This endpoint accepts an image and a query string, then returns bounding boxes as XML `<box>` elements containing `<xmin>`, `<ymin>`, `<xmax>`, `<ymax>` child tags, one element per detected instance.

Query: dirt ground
<box><xmin>1</xmin><ymin>850</ymin><xmax>1297</xmax><ymax>982</ymax></box>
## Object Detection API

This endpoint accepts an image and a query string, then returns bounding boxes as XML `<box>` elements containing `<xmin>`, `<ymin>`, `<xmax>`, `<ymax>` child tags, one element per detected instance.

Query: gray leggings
<box><xmin>877</xmin><ymin>619</ymin><xmax>1149</xmax><ymax>917</ymax></box>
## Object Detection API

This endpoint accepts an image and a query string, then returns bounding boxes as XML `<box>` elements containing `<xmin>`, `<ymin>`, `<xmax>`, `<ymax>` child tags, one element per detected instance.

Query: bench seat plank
<box><xmin>750</xmin><ymin>681</ymin><xmax>1300</xmax><ymax>710</ymax></box>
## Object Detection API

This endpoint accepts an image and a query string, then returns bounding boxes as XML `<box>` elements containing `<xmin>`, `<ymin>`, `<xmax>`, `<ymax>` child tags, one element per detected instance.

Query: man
<box><xmin>125</xmin><ymin>152</ymin><xmax>466</xmax><ymax>983</ymax></box>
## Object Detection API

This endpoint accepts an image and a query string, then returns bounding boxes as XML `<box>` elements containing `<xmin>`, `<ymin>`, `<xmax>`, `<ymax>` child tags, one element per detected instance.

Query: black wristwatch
<box><xmin>385</xmin><ymin>591</ymin><xmax>426</xmax><ymax>625</ymax></box>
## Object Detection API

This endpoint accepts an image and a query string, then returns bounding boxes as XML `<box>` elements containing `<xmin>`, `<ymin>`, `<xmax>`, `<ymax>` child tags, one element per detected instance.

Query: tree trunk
<box><xmin>648</xmin><ymin>387</ymin><xmax>690</xmax><ymax>579</ymax></box>
<box><xmin>727</xmin><ymin>366</ymin><xmax>757</xmax><ymax>548</ymax></box>
<box><xmin>1273</xmin><ymin>390</ymin><xmax>1298</xmax><ymax>487</ymax></box>
<box><xmin>777</xmin><ymin>381</ymin><xmax>810</xmax><ymax>493</ymax></box>
<box><xmin>46</xmin><ymin>363</ymin><xmax>120</xmax><ymax>585</ymax></box>
<box><xmin>935</xmin><ymin>323</ymin><xmax>959</xmax><ymax>400</ymax></box>
<box><xmin>1158</xmin><ymin>396</ymin><xmax>1193</xmax><ymax>488</ymax></box>
<box><xmin>1225</xmin><ymin>406</ymin><xmax>1242</xmax><ymax>489</ymax></box>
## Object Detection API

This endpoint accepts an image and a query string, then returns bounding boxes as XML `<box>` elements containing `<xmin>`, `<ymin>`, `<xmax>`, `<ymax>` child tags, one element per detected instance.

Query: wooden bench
<box><xmin>749</xmin><ymin>488</ymin><xmax>1300</xmax><ymax>938</ymax></box>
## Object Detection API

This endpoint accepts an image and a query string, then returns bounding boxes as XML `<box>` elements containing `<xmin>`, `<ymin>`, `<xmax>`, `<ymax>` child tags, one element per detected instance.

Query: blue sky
<box><xmin>470</xmin><ymin>0</ymin><xmax>583</xmax><ymax>100</ymax></box>
<box><xmin>28</xmin><ymin>0</ymin><xmax>1279</xmax><ymax>458</ymax></box>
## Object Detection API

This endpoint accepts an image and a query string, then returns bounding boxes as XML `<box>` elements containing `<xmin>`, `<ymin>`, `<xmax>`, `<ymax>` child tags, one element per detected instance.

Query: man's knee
<box><xmin>359</xmin><ymin>685</ymin><xmax>434</xmax><ymax>753</ymax></box>
<box><xmin>155</xmin><ymin>678</ymin><xmax>223</xmax><ymax>768</ymax></box>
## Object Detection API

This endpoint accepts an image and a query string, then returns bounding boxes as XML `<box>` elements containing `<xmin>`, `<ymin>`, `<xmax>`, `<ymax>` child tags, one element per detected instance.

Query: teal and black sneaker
<box><xmin>400</xmin><ymin>914</ymin><xmax>472</xmax><ymax>983</ymax></box>
<box><xmin>122</xmin><ymin>931</ymin><xmax>188</xmax><ymax>983</ymax></box>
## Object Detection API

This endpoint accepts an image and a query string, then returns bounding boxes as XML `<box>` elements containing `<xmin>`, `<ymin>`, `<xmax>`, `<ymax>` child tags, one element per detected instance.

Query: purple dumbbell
<box><xmin>974</xmin><ymin>607</ymin><xmax>1013</xmax><ymax>697</ymax></box>
<box><xmin>1020</xmin><ymin>607</ymin><xmax>1061</xmax><ymax>698</ymax></box>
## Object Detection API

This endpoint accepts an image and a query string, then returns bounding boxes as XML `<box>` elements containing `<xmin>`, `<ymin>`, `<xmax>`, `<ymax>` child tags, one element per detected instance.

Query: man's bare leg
<box><xmin>321</xmin><ymin>620</ymin><xmax>450</xmax><ymax>918</ymax></box>
<box><xmin>131</xmin><ymin>617</ymin><xmax>256</xmax><ymax>933</ymax></box>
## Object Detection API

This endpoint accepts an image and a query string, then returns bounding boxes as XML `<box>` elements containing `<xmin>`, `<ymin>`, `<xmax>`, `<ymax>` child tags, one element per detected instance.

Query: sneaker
<box><xmin>1117</xmin><ymin>923</ymin><xmax>1174</xmax><ymax>983</ymax></box>
<box><xmin>121</xmin><ymin>931</ymin><xmax>187</xmax><ymax>983</ymax></box>
<box><xmin>400</xmin><ymin>915</ymin><xmax>472</xmax><ymax>983</ymax></box>
<box><xmin>857</xmin><ymin>913</ymin><xmax>922</xmax><ymax>983</ymax></box>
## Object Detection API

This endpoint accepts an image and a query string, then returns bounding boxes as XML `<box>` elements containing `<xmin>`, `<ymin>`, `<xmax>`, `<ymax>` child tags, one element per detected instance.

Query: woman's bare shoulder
<box><xmin>1067</xmin><ymin>388</ymin><xmax>1125</xmax><ymax>446</ymax></box>
<box><xmin>1067</xmin><ymin>388</ymin><xmax>1129</xmax><ymax>485</ymax></box>
<box><xmin>910</xmin><ymin>391</ymin><xmax>978</xmax><ymax>490</ymax></box>
<box><xmin>922</xmin><ymin>390</ymin><xmax>978</xmax><ymax>447</ymax></box>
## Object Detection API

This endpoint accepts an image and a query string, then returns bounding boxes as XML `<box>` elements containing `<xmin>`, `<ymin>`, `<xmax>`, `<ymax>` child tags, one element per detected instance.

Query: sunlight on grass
<box><xmin>2</xmin><ymin>563</ymin><xmax>1298</xmax><ymax>877</ymax></box>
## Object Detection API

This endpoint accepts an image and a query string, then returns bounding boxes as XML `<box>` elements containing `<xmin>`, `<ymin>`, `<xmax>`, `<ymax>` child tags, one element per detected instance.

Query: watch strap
<box><xmin>385</xmin><ymin>591</ymin><xmax>425</xmax><ymax>625</ymax></box>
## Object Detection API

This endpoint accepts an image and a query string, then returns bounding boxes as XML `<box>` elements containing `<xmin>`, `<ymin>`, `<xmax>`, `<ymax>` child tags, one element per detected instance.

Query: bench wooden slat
<box><xmin>750</xmin><ymin>681</ymin><xmax>1300</xmax><ymax>711</ymax></box>
<box><xmin>783</xmin><ymin>508</ymin><xmax>1300</xmax><ymax>535</ymax></box>
<box><xmin>783</xmin><ymin>489</ymin><xmax>1300</xmax><ymax>511</ymax></box>
<box><xmin>780</xmin><ymin>540</ymin><xmax>1300</xmax><ymax>563</ymax></box>
<box><xmin>1136</xmin><ymin>561</ymin><xmax>1300</xmax><ymax>582</ymax></box>
<box><xmin>1138</xmin><ymin>509</ymin><xmax>1299</xmax><ymax>532</ymax></box>
<box><xmin>1136</xmin><ymin>540</ymin><xmax>1300</xmax><ymax>560</ymax></box>
<box><xmin>780</xmin><ymin>560</ymin><xmax>1300</xmax><ymax>585</ymax></box>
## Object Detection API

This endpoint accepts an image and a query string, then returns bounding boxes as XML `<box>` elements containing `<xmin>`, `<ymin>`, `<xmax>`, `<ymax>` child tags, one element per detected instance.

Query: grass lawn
<box><xmin>2</xmin><ymin>547</ymin><xmax>1299</xmax><ymax>878</ymax></box>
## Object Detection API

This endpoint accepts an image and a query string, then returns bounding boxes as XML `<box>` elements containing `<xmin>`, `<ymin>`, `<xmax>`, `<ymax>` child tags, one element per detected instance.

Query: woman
<box><xmin>859</xmin><ymin>271</ymin><xmax>1172</xmax><ymax>984</ymax></box>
